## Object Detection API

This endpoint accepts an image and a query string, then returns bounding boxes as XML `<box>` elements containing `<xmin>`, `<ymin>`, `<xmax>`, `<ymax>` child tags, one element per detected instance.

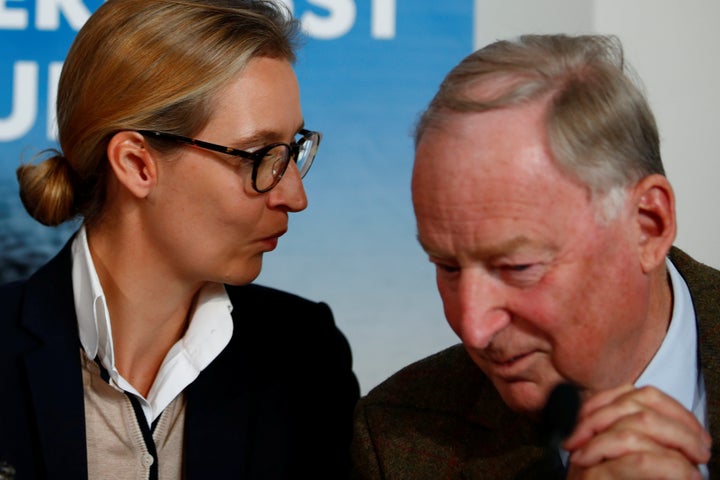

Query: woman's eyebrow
<box><xmin>229</xmin><ymin>123</ymin><xmax>306</xmax><ymax>147</ymax></box>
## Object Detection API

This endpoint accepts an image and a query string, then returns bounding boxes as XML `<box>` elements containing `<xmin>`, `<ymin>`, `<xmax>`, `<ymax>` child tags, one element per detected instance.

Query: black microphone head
<box><xmin>541</xmin><ymin>382</ymin><xmax>581</xmax><ymax>448</ymax></box>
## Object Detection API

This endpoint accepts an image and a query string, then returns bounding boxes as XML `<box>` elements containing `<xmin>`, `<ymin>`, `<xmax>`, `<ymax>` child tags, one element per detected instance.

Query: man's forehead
<box><xmin>416</xmin><ymin>224</ymin><xmax>559</xmax><ymax>262</ymax></box>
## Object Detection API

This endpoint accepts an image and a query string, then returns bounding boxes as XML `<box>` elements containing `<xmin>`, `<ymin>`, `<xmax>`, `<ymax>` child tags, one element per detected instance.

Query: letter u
<box><xmin>0</xmin><ymin>61</ymin><xmax>38</xmax><ymax>141</ymax></box>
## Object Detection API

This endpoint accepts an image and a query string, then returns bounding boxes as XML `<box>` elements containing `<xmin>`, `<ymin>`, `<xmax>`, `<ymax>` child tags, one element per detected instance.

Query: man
<box><xmin>351</xmin><ymin>34</ymin><xmax>719</xmax><ymax>479</ymax></box>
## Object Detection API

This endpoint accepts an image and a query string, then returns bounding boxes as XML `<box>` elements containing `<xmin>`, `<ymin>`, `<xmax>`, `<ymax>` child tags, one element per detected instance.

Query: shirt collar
<box><xmin>71</xmin><ymin>226</ymin><xmax>234</xmax><ymax>422</ymax></box>
<box><xmin>635</xmin><ymin>257</ymin><xmax>699</xmax><ymax>412</ymax></box>
<box><xmin>560</xmin><ymin>257</ymin><xmax>704</xmax><ymax>471</ymax></box>
<box><xmin>72</xmin><ymin>226</ymin><xmax>104</xmax><ymax>361</ymax></box>
<box><xmin>623</xmin><ymin>258</ymin><xmax>706</xmax><ymax>477</ymax></box>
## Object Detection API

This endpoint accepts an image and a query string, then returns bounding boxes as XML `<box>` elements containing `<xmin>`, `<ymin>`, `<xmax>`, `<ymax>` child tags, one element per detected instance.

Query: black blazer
<box><xmin>0</xmin><ymin>238</ymin><xmax>360</xmax><ymax>479</ymax></box>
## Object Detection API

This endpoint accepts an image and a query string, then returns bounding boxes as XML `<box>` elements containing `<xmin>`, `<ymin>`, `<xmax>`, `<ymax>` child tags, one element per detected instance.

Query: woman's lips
<box><xmin>261</xmin><ymin>236</ymin><xmax>279</xmax><ymax>251</ymax></box>
<box><xmin>261</xmin><ymin>228</ymin><xmax>287</xmax><ymax>250</ymax></box>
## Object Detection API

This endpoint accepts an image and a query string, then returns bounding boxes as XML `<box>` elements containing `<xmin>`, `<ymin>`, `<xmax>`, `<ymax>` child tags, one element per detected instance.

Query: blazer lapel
<box><xmin>20</xmin><ymin>241</ymin><xmax>88</xmax><ymax>479</ymax></box>
<box><xmin>183</xmin><ymin>330</ymin><xmax>251</xmax><ymax>479</ymax></box>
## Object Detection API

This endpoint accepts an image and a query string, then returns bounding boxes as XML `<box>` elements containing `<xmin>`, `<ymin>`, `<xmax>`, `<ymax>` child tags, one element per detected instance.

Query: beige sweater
<box><xmin>81</xmin><ymin>353</ymin><xmax>185</xmax><ymax>479</ymax></box>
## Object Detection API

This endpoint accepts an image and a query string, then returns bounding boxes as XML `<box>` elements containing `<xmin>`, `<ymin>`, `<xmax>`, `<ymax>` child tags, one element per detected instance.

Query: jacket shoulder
<box><xmin>361</xmin><ymin>344</ymin><xmax>486</xmax><ymax>413</ymax></box>
<box><xmin>669</xmin><ymin>247</ymin><xmax>720</xmax><ymax>322</ymax></box>
<box><xmin>224</xmin><ymin>282</ymin><xmax>336</xmax><ymax>333</ymax></box>
<box><xmin>0</xmin><ymin>280</ymin><xmax>24</xmax><ymax>314</ymax></box>
<box><xmin>352</xmin><ymin>346</ymin><xmax>553</xmax><ymax>479</ymax></box>
<box><xmin>669</xmin><ymin>247</ymin><xmax>720</xmax><ymax>293</ymax></box>
<box><xmin>0</xmin><ymin>280</ymin><xmax>29</xmax><ymax>348</ymax></box>
<box><xmin>225</xmin><ymin>282</ymin><xmax>321</xmax><ymax>308</ymax></box>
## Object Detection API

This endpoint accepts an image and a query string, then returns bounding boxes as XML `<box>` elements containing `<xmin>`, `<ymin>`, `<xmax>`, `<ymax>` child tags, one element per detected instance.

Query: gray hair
<box><xmin>415</xmin><ymin>34</ymin><xmax>664</xmax><ymax>214</ymax></box>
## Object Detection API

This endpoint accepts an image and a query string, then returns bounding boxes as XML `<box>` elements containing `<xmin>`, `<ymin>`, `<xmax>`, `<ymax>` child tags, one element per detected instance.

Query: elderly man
<box><xmin>351</xmin><ymin>34</ymin><xmax>719</xmax><ymax>479</ymax></box>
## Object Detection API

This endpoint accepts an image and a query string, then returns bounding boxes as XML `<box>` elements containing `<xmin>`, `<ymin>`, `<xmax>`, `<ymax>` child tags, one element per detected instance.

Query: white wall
<box><xmin>594</xmin><ymin>1</ymin><xmax>720</xmax><ymax>269</ymax></box>
<box><xmin>473</xmin><ymin>0</ymin><xmax>720</xmax><ymax>269</ymax></box>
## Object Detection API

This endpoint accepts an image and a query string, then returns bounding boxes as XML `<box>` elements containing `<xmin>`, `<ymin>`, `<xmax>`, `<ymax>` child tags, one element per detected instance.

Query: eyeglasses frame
<box><xmin>136</xmin><ymin>128</ymin><xmax>320</xmax><ymax>193</ymax></box>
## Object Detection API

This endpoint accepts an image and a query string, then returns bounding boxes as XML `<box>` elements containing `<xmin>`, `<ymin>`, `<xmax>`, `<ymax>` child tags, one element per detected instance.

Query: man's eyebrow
<box><xmin>475</xmin><ymin>236</ymin><xmax>536</xmax><ymax>259</ymax></box>
<box><xmin>416</xmin><ymin>234</ymin><xmax>547</xmax><ymax>259</ymax></box>
<box><xmin>416</xmin><ymin>234</ymin><xmax>455</xmax><ymax>260</ymax></box>
<box><xmin>415</xmin><ymin>234</ymin><xmax>434</xmax><ymax>255</ymax></box>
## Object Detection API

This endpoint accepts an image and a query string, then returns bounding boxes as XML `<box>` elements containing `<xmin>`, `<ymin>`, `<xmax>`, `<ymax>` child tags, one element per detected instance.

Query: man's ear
<box><xmin>631</xmin><ymin>174</ymin><xmax>677</xmax><ymax>273</ymax></box>
<box><xmin>106</xmin><ymin>131</ymin><xmax>158</xmax><ymax>199</ymax></box>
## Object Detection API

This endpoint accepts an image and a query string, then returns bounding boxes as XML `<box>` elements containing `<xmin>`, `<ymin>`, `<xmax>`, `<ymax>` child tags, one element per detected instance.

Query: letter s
<box><xmin>302</xmin><ymin>0</ymin><xmax>356</xmax><ymax>39</ymax></box>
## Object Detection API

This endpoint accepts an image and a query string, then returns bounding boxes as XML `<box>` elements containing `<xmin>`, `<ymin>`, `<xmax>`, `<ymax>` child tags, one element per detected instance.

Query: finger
<box><xmin>564</xmin><ymin>384</ymin><xmax>639</xmax><ymax>449</ymax></box>
<box><xmin>617</xmin><ymin>409</ymin><xmax>710</xmax><ymax>464</ymax></box>
<box><xmin>570</xmin><ymin>418</ymin><xmax>709</xmax><ymax>467</ymax></box>
<box><xmin>568</xmin><ymin>450</ymin><xmax>703</xmax><ymax>480</ymax></box>
<box><xmin>570</xmin><ymin>427</ymin><xmax>666</xmax><ymax>467</ymax></box>
<box><xmin>565</xmin><ymin>386</ymin><xmax>710</xmax><ymax>451</ymax></box>
<box><xmin>625</xmin><ymin>387</ymin><xmax>709</xmax><ymax>442</ymax></box>
<box><xmin>576</xmin><ymin>384</ymin><xmax>635</xmax><ymax>419</ymax></box>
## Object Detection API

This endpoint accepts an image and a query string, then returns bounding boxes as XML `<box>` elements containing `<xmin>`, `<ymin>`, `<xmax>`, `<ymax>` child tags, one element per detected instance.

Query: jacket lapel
<box><xmin>20</xmin><ymin>240</ymin><xmax>88</xmax><ymax>479</ymax></box>
<box><xmin>671</xmin><ymin>248</ymin><xmax>720</xmax><ymax>477</ymax></box>
<box><xmin>457</xmin><ymin>351</ymin><xmax>564</xmax><ymax>479</ymax></box>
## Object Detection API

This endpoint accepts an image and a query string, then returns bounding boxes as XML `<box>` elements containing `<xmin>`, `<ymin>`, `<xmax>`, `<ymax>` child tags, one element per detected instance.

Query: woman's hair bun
<box><xmin>16</xmin><ymin>152</ymin><xmax>77</xmax><ymax>226</ymax></box>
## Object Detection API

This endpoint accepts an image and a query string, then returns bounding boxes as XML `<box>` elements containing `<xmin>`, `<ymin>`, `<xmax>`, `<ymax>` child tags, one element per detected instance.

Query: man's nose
<box><xmin>447</xmin><ymin>269</ymin><xmax>511</xmax><ymax>349</ymax></box>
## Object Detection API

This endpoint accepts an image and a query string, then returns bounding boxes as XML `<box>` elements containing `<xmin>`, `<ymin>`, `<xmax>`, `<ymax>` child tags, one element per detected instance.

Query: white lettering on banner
<box><xmin>47</xmin><ymin>61</ymin><xmax>61</xmax><ymax>140</ymax></box>
<box><xmin>300</xmin><ymin>0</ymin><xmax>355</xmax><ymax>40</ymax></box>
<box><xmin>279</xmin><ymin>0</ymin><xmax>395</xmax><ymax>40</ymax></box>
<box><xmin>0</xmin><ymin>0</ymin><xmax>29</xmax><ymax>29</ymax></box>
<box><xmin>0</xmin><ymin>61</ymin><xmax>37</xmax><ymax>141</ymax></box>
<box><xmin>0</xmin><ymin>1</ymin><xmax>396</xmax><ymax>37</ymax></box>
<box><xmin>371</xmin><ymin>0</ymin><xmax>395</xmax><ymax>39</ymax></box>
<box><xmin>36</xmin><ymin>0</ymin><xmax>91</xmax><ymax>30</ymax></box>
<box><xmin>0</xmin><ymin>1</ymin><xmax>400</xmax><ymax>142</ymax></box>
<box><xmin>0</xmin><ymin>0</ymin><xmax>91</xmax><ymax>30</ymax></box>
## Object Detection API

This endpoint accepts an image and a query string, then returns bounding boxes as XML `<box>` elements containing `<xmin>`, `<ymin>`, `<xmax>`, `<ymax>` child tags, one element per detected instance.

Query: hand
<box><xmin>562</xmin><ymin>384</ymin><xmax>711</xmax><ymax>479</ymax></box>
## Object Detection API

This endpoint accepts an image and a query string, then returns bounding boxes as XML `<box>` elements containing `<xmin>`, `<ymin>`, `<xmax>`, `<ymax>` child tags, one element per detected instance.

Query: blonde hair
<box><xmin>415</xmin><ymin>34</ymin><xmax>664</xmax><ymax>212</ymax></box>
<box><xmin>17</xmin><ymin>0</ymin><xmax>300</xmax><ymax>226</ymax></box>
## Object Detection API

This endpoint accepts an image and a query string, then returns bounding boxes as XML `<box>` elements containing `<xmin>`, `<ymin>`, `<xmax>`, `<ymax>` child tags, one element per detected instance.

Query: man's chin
<box><xmin>494</xmin><ymin>380</ymin><xmax>553</xmax><ymax>418</ymax></box>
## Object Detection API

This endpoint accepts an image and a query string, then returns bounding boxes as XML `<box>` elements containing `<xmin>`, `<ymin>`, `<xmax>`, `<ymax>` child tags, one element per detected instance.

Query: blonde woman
<box><xmin>0</xmin><ymin>1</ymin><xmax>359</xmax><ymax>478</ymax></box>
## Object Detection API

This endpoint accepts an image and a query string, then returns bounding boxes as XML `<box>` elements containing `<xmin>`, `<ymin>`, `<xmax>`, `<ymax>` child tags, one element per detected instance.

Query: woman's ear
<box><xmin>632</xmin><ymin>174</ymin><xmax>677</xmax><ymax>273</ymax></box>
<box><xmin>106</xmin><ymin>131</ymin><xmax>158</xmax><ymax>199</ymax></box>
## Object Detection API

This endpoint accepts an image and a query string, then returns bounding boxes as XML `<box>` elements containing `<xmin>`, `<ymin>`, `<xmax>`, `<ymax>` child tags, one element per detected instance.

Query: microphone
<box><xmin>541</xmin><ymin>382</ymin><xmax>581</xmax><ymax>448</ymax></box>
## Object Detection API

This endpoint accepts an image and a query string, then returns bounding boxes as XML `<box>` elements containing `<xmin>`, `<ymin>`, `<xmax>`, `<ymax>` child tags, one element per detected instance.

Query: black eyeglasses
<box><xmin>137</xmin><ymin>128</ymin><xmax>321</xmax><ymax>193</ymax></box>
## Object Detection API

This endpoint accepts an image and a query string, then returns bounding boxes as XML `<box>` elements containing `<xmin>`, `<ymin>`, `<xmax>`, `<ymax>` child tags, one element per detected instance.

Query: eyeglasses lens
<box><xmin>253</xmin><ymin>131</ymin><xmax>320</xmax><ymax>192</ymax></box>
<box><xmin>256</xmin><ymin>144</ymin><xmax>291</xmax><ymax>191</ymax></box>
<box><xmin>296</xmin><ymin>132</ymin><xmax>318</xmax><ymax>178</ymax></box>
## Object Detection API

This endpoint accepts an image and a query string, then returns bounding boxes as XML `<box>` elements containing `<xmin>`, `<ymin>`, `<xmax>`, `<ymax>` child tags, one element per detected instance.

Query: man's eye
<box><xmin>498</xmin><ymin>263</ymin><xmax>545</xmax><ymax>287</ymax></box>
<box><xmin>432</xmin><ymin>261</ymin><xmax>459</xmax><ymax>274</ymax></box>
<box><xmin>505</xmin><ymin>264</ymin><xmax>531</xmax><ymax>272</ymax></box>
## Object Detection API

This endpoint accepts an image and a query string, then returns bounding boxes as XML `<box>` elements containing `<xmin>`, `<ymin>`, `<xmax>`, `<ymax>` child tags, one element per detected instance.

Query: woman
<box><xmin>0</xmin><ymin>1</ymin><xmax>359</xmax><ymax>479</ymax></box>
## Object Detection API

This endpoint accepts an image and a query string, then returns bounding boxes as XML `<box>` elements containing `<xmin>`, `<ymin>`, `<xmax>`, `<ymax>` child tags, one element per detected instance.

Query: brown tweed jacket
<box><xmin>351</xmin><ymin>247</ymin><xmax>720</xmax><ymax>479</ymax></box>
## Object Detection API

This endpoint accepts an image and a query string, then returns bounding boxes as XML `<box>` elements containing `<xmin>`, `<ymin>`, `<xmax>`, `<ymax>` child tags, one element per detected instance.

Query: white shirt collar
<box><xmin>71</xmin><ymin>226</ymin><xmax>234</xmax><ymax>424</ymax></box>
<box><xmin>560</xmin><ymin>257</ymin><xmax>707</xmax><ymax>477</ymax></box>
<box><xmin>632</xmin><ymin>258</ymin><xmax>707</xmax><ymax>477</ymax></box>
<box><xmin>635</xmin><ymin>258</ymin><xmax>702</xmax><ymax>416</ymax></box>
